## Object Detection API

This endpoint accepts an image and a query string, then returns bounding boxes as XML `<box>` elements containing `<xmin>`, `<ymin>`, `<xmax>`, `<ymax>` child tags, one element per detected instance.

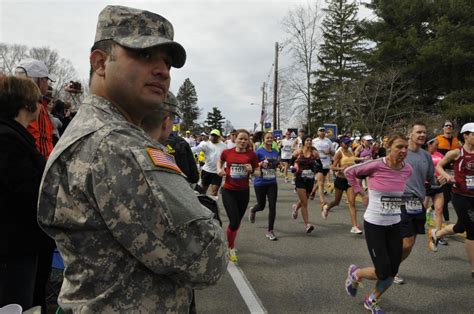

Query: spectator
<box><xmin>0</xmin><ymin>76</ymin><xmax>47</xmax><ymax>309</ymax></box>
<box><xmin>37</xmin><ymin>5</ymin><xmax>227</xmax><ymax>312</ymax></box>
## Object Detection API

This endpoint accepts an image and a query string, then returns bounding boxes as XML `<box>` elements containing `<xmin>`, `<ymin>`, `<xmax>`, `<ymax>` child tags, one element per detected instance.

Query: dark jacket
<box><xmin>0</xmin><ymin>117</ymin><xmax>49</xmax><ymax>256</ymax></box>
<box><xmin>166</xmin><ymin>135</ymin><xmax>199</xmax><ymax>184</ymax></box>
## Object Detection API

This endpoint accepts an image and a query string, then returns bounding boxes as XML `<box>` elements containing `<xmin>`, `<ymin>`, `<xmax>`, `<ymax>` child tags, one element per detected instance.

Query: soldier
<box><xmin>142</xmin><ymin>92</ymin><xmax>199</xmax><ymax>185</ymax></box>
<box><xmin>37</xmin><ymin>5</ymin><xmax>227</xmax><ymax>312</ymax></box>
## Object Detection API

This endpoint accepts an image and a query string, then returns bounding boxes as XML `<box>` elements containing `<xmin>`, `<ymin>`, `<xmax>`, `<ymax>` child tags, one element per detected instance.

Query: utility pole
<box><xmin>273</xmin><ymin>42</ymin><xmax>279</xmax><ymax>130</ymax></box>
<box><xmin>260</xmin><ymin>82</ymin><xmax>265</xmax><ymax>132</ymax></box>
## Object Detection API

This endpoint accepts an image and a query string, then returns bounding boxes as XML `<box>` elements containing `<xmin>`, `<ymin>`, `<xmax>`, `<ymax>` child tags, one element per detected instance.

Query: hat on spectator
<box><xmin>210</xmin><ymin>129</ymin><xmax>221</xmax><ymax>136</ymax></box>
<box><xmin>340</xmin><ymin>136</ymin><xmax>352</xmax><ymax>144</ymax></box>
<box><xmin>460</xmin><ymin>122</ymin><xmax>474</xmax><ymax>134</ymax></box>
<box><xmin>15</xmin><ymin>59</ymin><xmax>55</xmax><ymax>82</ymax></box>
<box><xmin>162</xmin><ymin>91</ymin><xmax>181</xmax><ymax>117</ymax></box>
<box><xmin>318</xmin><ymin>126</ymin><xmax>326</xmax><ymax>131</ymax></box>
<box><xmin>94</xmin><ymin>5</ymin><xmax>186</xmax><ymax>68</ymax></box>
<box><xmin>362</xmin><ymin>135</ymin><xmax>374</xmax><ymax>141</ymax></box>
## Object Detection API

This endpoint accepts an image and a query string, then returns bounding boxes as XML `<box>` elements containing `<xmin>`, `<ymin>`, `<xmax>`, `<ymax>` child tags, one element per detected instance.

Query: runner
<box><xmin>290</xmin><ymin>135</ymin><xmax>322</xmax><ymax>233</ymax></box>
<box><xmin>423</xmin><ymin>137</ymin><xmax>446</xmax><ymax>245</ymax></box>
<box><xmin>217</xmin><ymin>129</ymin><xmax>259</xmax><ymax>262</ymax></box>
<box><xmin>394</xmin><ymin>122</ymin><xmax>445</xmax><ymax>284</ymax></box>
<box><xmin>312</xmin><ymin>126</ymin><xmax>335</xmax><ymax>207</ymax></box>
<box><xmin>248</xmin><ymin>132</ymin><xmax>280</xmax><ymax>240</ymax></box>
<box><xmin>322</xmin><ymin>136</ymin><xmax>365</xmax><ymax>234</ymax></box>
<box><xmin>344</xmin><ymin>133</ymin><xmax>412</xmax><ymax>313</ymax></box>
<box><xmin>428</xmin><ymin>122</ymin><xmax>474</xmax><ymax>279</ymax></box>
<box><xmin>436</xmin><ymin>120</ymin><xmax>461</xmax><ymax>226</ymax></box>
<box><xmin>226</xmin><ymin>129</ymin><xmax>237</xmax><ymax>149</ymax></box>
<box><xmin>355</xmin><ymin>135</ymin><xmax>374</xmax><ymax>160</ymax></box>
<box><xmin>280</xmin><ymin>131</ymin><xmax>295</xmax><ymax>183</ymax></box>
<box><xmin>191</xmin><ymin>129</ymin><xmax>227</xmax><ymax>196</ymax></box>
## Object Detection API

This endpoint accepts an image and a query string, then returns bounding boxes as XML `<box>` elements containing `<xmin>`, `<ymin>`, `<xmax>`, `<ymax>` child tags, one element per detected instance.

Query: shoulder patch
<box><xmin>146</xmin><ymin>147</ymin><xmax>182</xmax><ymax>173</ymax></box>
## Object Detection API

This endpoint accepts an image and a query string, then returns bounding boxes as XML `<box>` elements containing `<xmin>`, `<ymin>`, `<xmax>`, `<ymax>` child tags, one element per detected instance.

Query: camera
<box><xmin>65</xmin><ymin>81</ymin><xmax>82</xmax><ymax>94</ymax></box>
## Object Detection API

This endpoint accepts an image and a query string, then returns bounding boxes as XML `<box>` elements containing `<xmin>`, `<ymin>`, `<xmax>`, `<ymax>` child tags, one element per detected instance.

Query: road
<box><xmin>196</xmin><ymin>176</ymin><xmax>473</xmax><ymax>313</ymax></box>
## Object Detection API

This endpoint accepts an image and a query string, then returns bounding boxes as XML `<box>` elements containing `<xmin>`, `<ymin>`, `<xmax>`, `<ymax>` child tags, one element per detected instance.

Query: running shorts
<box><xmin>201</xmin><ymin>169</ymin><xmax>223</xmax><ymax>187</ymax></box>
<box><xmin>334</xmin><ymin>176</ymin><xmax>351</xmax><ymax>191</ymax></box>
<box><xmin>295</xmin><ymin>176</ymin><xmax>315</xmax><ymax>193</ymax></box>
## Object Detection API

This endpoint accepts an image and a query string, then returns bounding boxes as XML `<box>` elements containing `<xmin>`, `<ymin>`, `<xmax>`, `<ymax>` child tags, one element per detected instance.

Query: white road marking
<box><xmin>227</xmin><ymin>262</ymin><xmax>267</xmax><ymax>313</ymax></box>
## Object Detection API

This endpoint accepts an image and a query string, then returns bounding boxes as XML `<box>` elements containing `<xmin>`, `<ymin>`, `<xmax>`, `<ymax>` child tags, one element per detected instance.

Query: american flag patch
<box><xmin>146</xmin><ymin>147</ymin><xmax>182</xmax><ymax>173</ymax></box>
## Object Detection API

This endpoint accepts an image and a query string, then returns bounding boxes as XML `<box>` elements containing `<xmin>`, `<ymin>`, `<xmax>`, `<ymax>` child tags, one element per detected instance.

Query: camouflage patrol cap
<box><xmin>163</xmin><ymin>91</ymin><xmax>180</xmax><ymax>117</ymax></box>
<box><xmin>95</xmin><ymin>5</ymin><xmax>186</xmax><ymax>68</ymax></box>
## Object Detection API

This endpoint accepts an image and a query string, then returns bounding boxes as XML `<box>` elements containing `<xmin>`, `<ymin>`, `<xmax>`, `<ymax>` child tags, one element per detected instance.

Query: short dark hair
<box><xmin>408</xmin><ymin>121</ymin><xmax>427</xmax><ymax>135</ymax></box>
<box><xmin>0</xmin><ymin>76</ymin><xmax>41</xmax><ymax>119</ymax></box>
<box><xmin>141</xmin><ymin>109</ymin><xmax>172</xmax><ymax>133</ymax></box>
<box><xmin>89</xmin><ymin>39</ymin><xmax>116</xmax><ymax>84</ymax></box>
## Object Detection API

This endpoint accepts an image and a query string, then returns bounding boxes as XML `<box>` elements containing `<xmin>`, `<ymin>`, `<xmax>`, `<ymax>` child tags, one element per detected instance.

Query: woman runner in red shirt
<box><xmin>218</xmin><ymin>129</ymin><xmax>258</xmax><ymax>263</ymax></box>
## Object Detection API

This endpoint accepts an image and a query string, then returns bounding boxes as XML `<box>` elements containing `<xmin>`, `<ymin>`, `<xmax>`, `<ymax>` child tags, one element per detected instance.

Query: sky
<box><xmin>0</xmin><ymin>0</ymin><xmax>371</xmax><ymax>130</ymax></box>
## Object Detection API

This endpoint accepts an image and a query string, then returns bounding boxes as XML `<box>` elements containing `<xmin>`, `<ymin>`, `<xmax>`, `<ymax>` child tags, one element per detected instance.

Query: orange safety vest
<box><xmin>435</xmin><ymin>134</ymin><xmax>460</xmax><ymax>155</ymax></box>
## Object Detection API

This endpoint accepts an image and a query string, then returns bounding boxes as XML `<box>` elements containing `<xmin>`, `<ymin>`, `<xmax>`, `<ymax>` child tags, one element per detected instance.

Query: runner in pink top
<box><xmin>424</xmin><ymin>137</ymin><xmax>446</xmax><ymax>245</ymax></box>
<box><xmin>343</xmin><ymin>133</ymin><xmax>413</xmax><ymax>314</ymax></box>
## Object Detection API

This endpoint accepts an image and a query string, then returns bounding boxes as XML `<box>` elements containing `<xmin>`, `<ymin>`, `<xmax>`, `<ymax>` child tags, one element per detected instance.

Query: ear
<box><xmin>90</xmin><ymin>50</ymin><xmax>108</xmax><ymax>77</ymax></box>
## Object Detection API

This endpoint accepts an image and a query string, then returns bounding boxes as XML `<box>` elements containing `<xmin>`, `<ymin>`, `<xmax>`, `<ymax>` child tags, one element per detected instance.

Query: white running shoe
<box><xmin>350</xmin><ymin>226</ymin><xmax>363</xmax><ymax>234</ymax></box>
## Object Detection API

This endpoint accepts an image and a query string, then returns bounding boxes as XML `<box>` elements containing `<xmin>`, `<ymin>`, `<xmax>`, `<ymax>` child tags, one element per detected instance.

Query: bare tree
<box><xmin>281</xmin><ymin>0</ymin><xmax>323</xmax><ymax>134</ymax></box>
<box><xmin>0</xmin><ymin>43</ymin><xmax>84</xmax><ymax>108</ymax></box>
<box><xmin>345</xmin><ymin>68</ymin><xmax>416</xmax><ymax>136</ymax></box>
<box><xmin>0</xmin><ymin>43</ymin><xmax>28</xmax><ymax>74</ymax></box>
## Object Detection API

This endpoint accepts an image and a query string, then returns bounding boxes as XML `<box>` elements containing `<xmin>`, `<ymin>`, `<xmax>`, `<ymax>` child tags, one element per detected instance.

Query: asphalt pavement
<box><xmin>196</xmin><ymin>176</ymin><xmax>473</xmax><ymax>313</ymax></box>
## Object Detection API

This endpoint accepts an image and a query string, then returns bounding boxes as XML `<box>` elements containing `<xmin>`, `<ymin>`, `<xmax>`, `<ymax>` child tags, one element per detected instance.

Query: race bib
<box><xmin>230</xmin><ymin>164</ymin><xmax>247</xmax><ymax>179</ymax></box>
<box><xmin>380</xmin><ymin>196</ymin><xmax>402</xmax><ymax>216</ymax></box>
<box><xmin>405</xmin><ymin>197</ymin><xmax>423</xmax><ymax>214</ymax></box>
<box><xmin>466</xmin><ymin>175</ymin><xmax>474</xmax><ymax>190</ymax></box>
<box><xmin>262</xmin><ymin>168</ymin><xmax>276</xmax><ymax>180</ymax></box>
<box><xmin>301</xmin><ymin>169</ymin><xmax>314</xmax><ymax>179</ymax></box>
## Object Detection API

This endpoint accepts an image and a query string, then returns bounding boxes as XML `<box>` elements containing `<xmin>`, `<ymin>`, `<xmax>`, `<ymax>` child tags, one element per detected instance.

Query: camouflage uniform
<box><xmin>37</xmin><ymin>95</ymin><xmax>228</xmax><ymax>312</ymax></box>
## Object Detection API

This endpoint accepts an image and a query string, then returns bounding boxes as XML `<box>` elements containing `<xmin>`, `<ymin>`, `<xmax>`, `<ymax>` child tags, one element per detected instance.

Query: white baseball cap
<box><xmin>460</xmin><ymin>122</ymin><xmax>474</xmax><ymax>134</ymax></box>
<box><xmin>15</xmin><ymin>58</ymin><xmax>55</xmax><ymax>81</ymax></box>
<box><xmin>362</xmin><ymin>135</ymin><xmax>374</xmax><ymax>141</ymax></box>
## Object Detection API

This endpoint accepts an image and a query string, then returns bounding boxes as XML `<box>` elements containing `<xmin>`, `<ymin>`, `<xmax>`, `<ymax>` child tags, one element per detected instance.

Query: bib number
<box><xmin>405</xmin><ymin>198</ymin><xmax>423</xmax><ymax>214</ymax></box>
<box><xmin>230</xmin><ymin>164</ymin><xmax>247</xmax><ymax>179</ymax></box>
<box><xmin>301</xmin><ymin>169</ymin><xmax>314</xmax><ymax>179</ymax></box>
<box><xmin>466</xmin><ymin>175</ymin><xmax>474</xmax><ymax>190</ymax></box>
<box><xmin>380</xmin><ymin>196</ymin><xmax>402</xmax><ymax>216</ymax></box>
<box><xmin>261</xmin><ymin>168</ymin><xmax>276</xmax><ymax>180</ymax></box>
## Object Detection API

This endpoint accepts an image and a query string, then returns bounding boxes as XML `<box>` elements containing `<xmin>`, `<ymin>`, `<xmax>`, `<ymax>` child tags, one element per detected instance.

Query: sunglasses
<box><xmin>444</xmin><ymin>124</ymin><xmax>452</xmax><ymax>127</ymax></box>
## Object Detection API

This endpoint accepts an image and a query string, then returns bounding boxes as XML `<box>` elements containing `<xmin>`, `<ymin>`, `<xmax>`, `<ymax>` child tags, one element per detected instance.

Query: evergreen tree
<box><xmin>360</xmin><ymin>0</ymin><xmax>474</xmax><ymax>118</ymax></box>
<box><xmin>204</xmin><ymin>107</ymin><xmax>225</xmax><ymax>132</ymax></box>
<box><xmin>311</xmin><ymin>0</ymin><xmax>365</xmax><ymax>131</ymax></box>
<box><xmin>176</xmin><ymin>78</ymin><xmax>200</xmax><ymax>132</ymax></box>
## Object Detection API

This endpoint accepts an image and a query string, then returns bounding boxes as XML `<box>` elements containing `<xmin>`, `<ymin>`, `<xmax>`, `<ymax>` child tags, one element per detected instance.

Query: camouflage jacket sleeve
<box><xmin>89</xmin><ymin>132</ymin><xmax>228</xmax><ymax>287</ymax></box>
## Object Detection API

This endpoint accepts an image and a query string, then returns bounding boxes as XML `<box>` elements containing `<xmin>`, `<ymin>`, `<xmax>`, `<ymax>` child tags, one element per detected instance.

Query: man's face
<box><xmin>410</xmin><ymin>124</ymin><xmax>427</xmax><ymax>147</ymax></box>
<box><xmin>102</xmin><ymin>45</ymin><xmax>171</xmax><ymax>115</ymax></box>
<box><xmin>318</xmin><ymin>130</ymin><xmax>325</xmax><ymax>138</ymax></box>
<box><xmin>37</xmin><ymin>77</ymin><xmax>49</xmax><ymax>95</ymax></box>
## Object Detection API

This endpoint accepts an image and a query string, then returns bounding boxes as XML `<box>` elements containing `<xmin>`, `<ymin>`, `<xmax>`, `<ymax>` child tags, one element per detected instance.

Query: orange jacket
<box><xmin>435</xmin><ymin>134</ymin><xmax>460</xmax><ymax>155</ymax></box>
<box><xmin>27</xmin><ymin>100</ymin><xmax>54</xmax><ymax>159</ymax></box>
